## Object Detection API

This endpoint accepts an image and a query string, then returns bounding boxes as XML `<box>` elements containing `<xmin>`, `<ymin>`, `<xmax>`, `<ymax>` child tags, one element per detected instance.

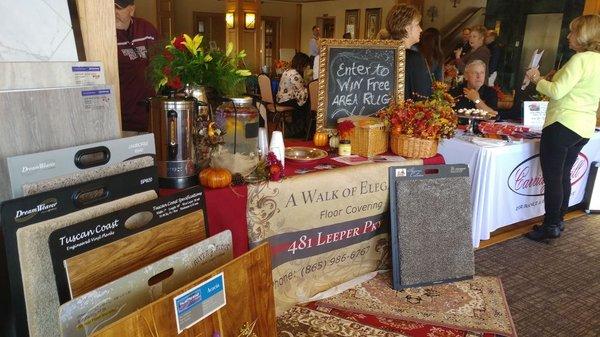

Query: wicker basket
<box><xmin>390</xmin><ymin>133</ymin><xmax>438</xmax><ymax>158</ymax></box>
<box><xmin>338</xmin><ymin>116</ymin><xmax>388</xmax><ymax>157</ymax></box>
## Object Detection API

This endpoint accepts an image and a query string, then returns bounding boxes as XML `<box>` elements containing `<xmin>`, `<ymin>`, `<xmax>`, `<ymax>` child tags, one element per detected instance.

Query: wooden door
<box><xmin>156</xmin><ymin>0</ymin><xmax>174</xmax><ymax>38</ymax></box>
<box><xmin>262</xmin><ymin>16</ymin><xmax>280</xmax><ymax>70</ymax></box>
<box><xmin>193</xmin><ymin>12</ymin><xmax>226</xmax><ymax>51</ymax></box>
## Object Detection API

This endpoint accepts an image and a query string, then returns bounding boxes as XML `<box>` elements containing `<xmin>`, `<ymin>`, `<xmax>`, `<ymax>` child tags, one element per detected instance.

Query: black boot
<box><xmin>525</xmin><ymin>224</ymin><xmax>561</xmax><ymax>242</ymax></box>
<box><xmin>533</xmin><ymin>221</ymin><xmax>565</xmax><ymax>232</ymax></box>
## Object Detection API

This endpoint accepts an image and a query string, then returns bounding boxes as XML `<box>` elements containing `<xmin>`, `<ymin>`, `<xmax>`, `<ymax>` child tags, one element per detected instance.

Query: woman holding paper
<box><xmin>524</xmin><ymin>14</ymin><xmax>600</xmax><ymax>242</ymax></box>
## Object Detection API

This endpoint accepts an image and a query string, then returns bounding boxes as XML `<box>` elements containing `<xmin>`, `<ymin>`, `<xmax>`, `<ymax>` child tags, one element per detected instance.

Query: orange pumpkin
<box><xmin>313</xmin><ymin>131</ymin><xmax>329</xmax><ymax>147</ymax></box>
<box><xmin>199</xmin><ymin>167</ymin><xmax>232</xmax><ymax>189</ymax></box>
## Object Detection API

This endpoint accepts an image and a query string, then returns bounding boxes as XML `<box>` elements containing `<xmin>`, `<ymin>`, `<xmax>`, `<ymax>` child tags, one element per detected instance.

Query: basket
<box><xmin>338</xmin><ymin>116</ymin><xmax>388</xmax><ymax>157</ymax></box>
<box><xmin>390</xmin><ymin>133</ymin><xmax>438</xmax><ymax>158</ymax></box>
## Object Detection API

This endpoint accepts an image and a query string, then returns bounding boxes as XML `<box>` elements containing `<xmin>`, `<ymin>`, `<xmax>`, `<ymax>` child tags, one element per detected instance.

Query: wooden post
<box><xmin>76</xmin><ymin>0</ymin><xmax>122</xmax><ymax>131</ymax></box>
<box><xmin>226</xmin><ymin>0</ymin><xmax>262</xmax><ymax>74</ymax></box>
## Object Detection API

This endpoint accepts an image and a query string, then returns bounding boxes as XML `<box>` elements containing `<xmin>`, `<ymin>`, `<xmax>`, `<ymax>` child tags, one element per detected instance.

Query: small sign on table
<box><xmin>173</xmin><ymin>272</ymin><xmax>226</xmax><ymax>333</ymax></box>
<box><xmin>523</xmin><ymin>101</ymin><xmax>548</xmax><ymax>130</ymax></box>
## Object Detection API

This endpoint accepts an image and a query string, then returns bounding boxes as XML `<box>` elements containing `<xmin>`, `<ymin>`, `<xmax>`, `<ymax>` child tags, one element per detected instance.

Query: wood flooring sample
<box><xmin>91</xmin><ymin>244</ymin><xmax>276</xmax><ymax>337</ymax></box>
<box><xmin>65</xmin><ymin>210</ymin><xmax>206</xmax><ymax>298</ymax></box>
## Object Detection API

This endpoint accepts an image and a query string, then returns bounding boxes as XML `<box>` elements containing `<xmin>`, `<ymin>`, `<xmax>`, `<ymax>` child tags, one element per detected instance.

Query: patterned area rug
<box><xmin>277</xmin><ymin>272</ymin><xmax>516</xmax><ymax>337</ymax></box>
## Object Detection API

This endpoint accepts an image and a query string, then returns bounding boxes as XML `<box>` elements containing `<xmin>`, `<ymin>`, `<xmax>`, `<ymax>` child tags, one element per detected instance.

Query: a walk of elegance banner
<box><xmin>247</xmin><ymin>160</ymin><xmax>421</xmax><ymax>313</ymax></box>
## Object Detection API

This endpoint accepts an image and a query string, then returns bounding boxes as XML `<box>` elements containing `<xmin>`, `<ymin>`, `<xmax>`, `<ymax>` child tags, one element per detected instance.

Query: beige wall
<box><xmin>173</xmin><ymin>0</ymin><xmax>224</xmax><ymax>35</ymax></box>
<box><xmin>134</xmin><ymin>0</ymin><xmax>158</xmax><ymax>28</ymax></box>
<box><xmin>262</xmin><ymin>1</ymin><xmax>300</xmax><ymax>50</ymax></box>
<box><xmin>422</xmin><ymin>0</ymin><xmax>486</xmax><ymax>31</ymax></box>
<box><xmin>300</xmin><ymin>0</ymin><xmax>397</xmax><ymax>54</ymax></box>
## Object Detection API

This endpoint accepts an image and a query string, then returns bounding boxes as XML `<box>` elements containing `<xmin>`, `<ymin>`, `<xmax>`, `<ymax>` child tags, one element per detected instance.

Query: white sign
<box><xmin>173</xmin><ymin>272</ymin><xmax>226</xmax><ymax>334</ymax></box>
<box><xmin>523</xmin><ymin>101</ymin><xmax>548</xmax><ymax>130</ymax></box>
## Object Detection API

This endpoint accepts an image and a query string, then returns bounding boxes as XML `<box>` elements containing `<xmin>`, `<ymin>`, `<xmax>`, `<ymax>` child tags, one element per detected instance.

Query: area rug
<box><xmin>277</xmin><ymin>272</ymin><xmax>516</xmax><ymax>337</ymax></box>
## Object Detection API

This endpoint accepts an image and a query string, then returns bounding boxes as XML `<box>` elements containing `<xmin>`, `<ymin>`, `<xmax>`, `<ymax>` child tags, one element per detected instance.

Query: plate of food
<box><xmin>285</xmin><ymin>146</ymin><xmax>328</xmax><ymax>163</ymax></box>
<box><xmin>455</xmin><ymin>108</ymin><xmax>495</xmax><ymax>120</ymax></box>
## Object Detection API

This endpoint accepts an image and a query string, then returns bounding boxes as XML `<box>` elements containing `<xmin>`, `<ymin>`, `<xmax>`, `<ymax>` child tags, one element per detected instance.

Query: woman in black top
<box><xmin>386</xmin><ymin>4</ymin><xmax>432</xmax><ymax>100</ymax></box>
<box><xmin>417</xmin><ymin>28</ymin><xmax>444</xmax><ymax>82</ymax></box>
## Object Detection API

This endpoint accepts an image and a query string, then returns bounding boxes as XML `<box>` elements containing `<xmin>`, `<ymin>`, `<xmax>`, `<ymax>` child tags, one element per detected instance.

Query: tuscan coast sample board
<box><xmin>389</xmin><ymin>164</ymin><xmax>474</xmax><ymax>290</ymax></box>
<box><xmin>0</xmin><ymin>85</ymin><xmax>120</xmax><ymax>203</ymax></box>
<box><xmin>64</xmin><ymin>209</ymin><xmax>207</xmax><ymax>298</ymax></box>
<box><xmin>91</xmin><ymin>244</ymin><xmax>276</xmax><ymax>337</ymax></box>
<box><xmin>0</xmin><ymin>168</ymin><xmax>158</xmax><ymax>337</ymax></box>
<box><xmin>59</xmin><ymin>230</ymin><xmax>233</xmax><ymax>337</ymax></box>
<box><xmin>0</xmin><ymin>62</ymin><xmax>105</xmax><ymax>91</ymax></box>
<box><xmin>49</xmin><ymin>186</ymin><xmax>208</xmax><ymax>303</ymax></box>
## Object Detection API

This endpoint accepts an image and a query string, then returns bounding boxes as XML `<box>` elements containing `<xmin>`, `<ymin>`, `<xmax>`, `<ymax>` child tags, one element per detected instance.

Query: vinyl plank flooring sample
<box><xmin>65</xmin><ymin>210</ymin><xmax>207</xmax><ymax>298</ymax></box>
<box><xmin>0</xmin><ymin>62</ymin><xmax>105</xmax><ymax>90</ymax></box>
<box><xmin>91</xmin><ymin>244</ymin><xmax>276</xmax><ymax>337</ymax></box>
<box><xmin>59</xmin><ymin>230</ymin><xmax>233</xmax><ymax>337</ymax></box>
<box><xmin>14</xmin><ymin>190</ymin><xmax>158</xmax><ymax>337</ymax></box>
<box><xmin>0</xmin><ymin>85</ymin><xmax>120</xmax><ymax>202</ymax></box>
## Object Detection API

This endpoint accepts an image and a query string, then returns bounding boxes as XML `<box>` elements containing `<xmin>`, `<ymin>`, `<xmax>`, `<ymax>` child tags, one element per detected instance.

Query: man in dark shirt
<box><xmin>450</xmin><ymin>60</ymin><xmax>498</xmax><ymax>115</ymax></box>
<box><xmin>115</xmin><ymin>0</ymin><xmax>159</xmax><ymax>132</ymax></box>
<box><xmin>485</xmin><ymin>30</ymin><xmax>501</xmax><ymax>86</ymax></box>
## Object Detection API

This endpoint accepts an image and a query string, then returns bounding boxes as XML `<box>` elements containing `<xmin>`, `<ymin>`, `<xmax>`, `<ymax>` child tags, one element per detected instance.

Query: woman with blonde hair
<box><xmin>454</xmin><ymin>25</ymin><xmax>490</xmax><ymax>77</ymax></box>
<box><xmin>524</xmin><ymin>14</ymin><xmax>600</xmax><ymax>242</ymax></box>
<box><xmin>386</xmin><ymin>3</ymin><xmax>431</xmax><ymax>99</ymax></box>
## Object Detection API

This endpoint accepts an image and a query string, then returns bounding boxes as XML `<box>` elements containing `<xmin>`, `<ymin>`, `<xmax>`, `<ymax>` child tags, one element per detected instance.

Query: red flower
<box><xmin>337</xmin><ymin>120</ymin><xmax>355</xmax><ymax>139</ymax></box>
<box><xmin>162</xmin><ymin>50</ymin><xmax>174</xmax><ymax>61</ymax></box>
<box><xmin>172</xmin><ymin>35</ymin><xmax>186</xmax><ymax>52</ymax></box>
<box><xmin>162</xmin><ymin>66</ymin><xmax>172</xmax><ymax>76</ymax></box>
<box><xmin>167</xmin><ymin>76</ymin><xmax>183</xmax><ymax>90</ymax></box>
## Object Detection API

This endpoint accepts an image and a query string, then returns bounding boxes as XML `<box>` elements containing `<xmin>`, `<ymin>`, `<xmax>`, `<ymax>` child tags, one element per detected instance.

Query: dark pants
<box><xmin>539</xmin><ymin>122</ymin><xmax>589</xmax><ymax>226</ymax></box>
<box><xmin>280</xmin><ymin>99</ymin><xmax>309</xmax><ymax>137</ymax></box>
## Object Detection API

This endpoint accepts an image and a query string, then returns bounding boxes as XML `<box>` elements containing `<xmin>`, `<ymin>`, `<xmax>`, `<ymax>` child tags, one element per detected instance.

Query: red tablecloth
<box><xmin>165</xmin><ymin>141</ymin><xmax>444</xmax><ymax>257</ymax></box>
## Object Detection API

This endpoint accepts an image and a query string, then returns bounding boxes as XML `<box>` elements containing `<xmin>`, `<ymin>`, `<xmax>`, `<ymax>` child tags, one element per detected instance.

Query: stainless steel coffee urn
<box><xmin>148</xmin><ymin>95</ymin><xmax>198</xmax><ymax>189</ymax></box>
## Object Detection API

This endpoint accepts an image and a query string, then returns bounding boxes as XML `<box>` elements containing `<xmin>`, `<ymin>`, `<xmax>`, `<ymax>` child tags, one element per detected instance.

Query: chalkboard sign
<box><xmin>316</xmin><ymin>39</ymin><xmax>405</xmax><ymax>132</ymax></box>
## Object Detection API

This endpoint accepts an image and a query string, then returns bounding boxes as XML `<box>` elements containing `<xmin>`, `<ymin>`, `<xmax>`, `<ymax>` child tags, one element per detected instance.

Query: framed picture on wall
<box><xmin>344</xmin><ymin>9</ymin><xmax>360</xmax><ymax>39</ymax></box>
<box><xmin>364</xmin><ymin>8</ymin><xmax>382</xmax><ymax>39</ymax></box>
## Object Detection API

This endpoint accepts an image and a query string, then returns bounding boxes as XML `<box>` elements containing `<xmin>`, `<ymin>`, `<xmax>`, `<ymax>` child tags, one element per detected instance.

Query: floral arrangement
<box><xmin>337</xmin><ymin>120</ymin><xmax>355</xmax><ymax>139</ymax></box>
<box><xmin>274</xmin><ymin>59</ymin><xmax>290</xmax><ymax>70</ymax></box>
<box><xmin>148</xmin><ymin>34</ymin><xmax>251</xmax><ymax>97</ymax></box>
<box><xmin>253</xmin><ymin>152</ymin><xmax>285</xmax><ymax>181</ymax></box>
<box><xmin>443</xmin><ymin>64</ymin><xmax>459</xmax><ymax>84</ymax></box>
<box><xmin>378</xmin><ymin>81</ymin><xmax>458</xmax><ymax>141</ymax></box>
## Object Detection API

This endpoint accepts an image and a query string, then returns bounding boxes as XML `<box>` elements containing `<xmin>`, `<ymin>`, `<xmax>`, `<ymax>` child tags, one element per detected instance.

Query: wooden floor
<box><xmin>478</xmin><ymin>209</ymin><xmax>586</xmax><ymax>249</ymax></box>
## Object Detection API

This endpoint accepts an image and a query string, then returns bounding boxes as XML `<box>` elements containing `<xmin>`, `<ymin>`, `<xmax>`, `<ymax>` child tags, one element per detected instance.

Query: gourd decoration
<box><xmin>313</xmin><ymin>131</ymin><xmax>329</xmax><ymax>147</ymax></box>
<box><xmin>199</xmin><ymin>167</ymin><xmax>232</xmax><ymax>189</ymax></box>
<box><xmin>329</xmin><ymin>133</ymin><xmax>340</xmax><ymax>149</ymax></box>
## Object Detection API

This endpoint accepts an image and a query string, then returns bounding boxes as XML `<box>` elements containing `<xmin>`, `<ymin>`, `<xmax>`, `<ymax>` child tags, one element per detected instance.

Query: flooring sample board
<box><xmin>0</xmin><ymin>62</ymin><xmax>105</xmax><ymax>91</ymax></box>
<box><xmin>7</xmin><ymin>134</ymin><xmax>155</xmax><ymax>198</ymax></box>
<box><xmin>0</xmin><ymin>85</ymin><xmax>121</xmax><ymax>203</ymax></box>
<box><xmin>91</xmin><ymin>244</ymin><xmax>276</xmax><ymax>337</ymax></box>
<box><xmin>389</xmin><ymin>164</ymin><xmax>474</xmax><ymax>290</ymax></box>
<box><xmin>0</xmin><ymin>167</ymin><xmax>158</xmax><ymax>337</ymax></box>
<box><xmin>59</xmin><ymin>230</ymin><xmax>233</xmax><ymax>337</ymax></box>
<box><xmin>48</xmin><ymin>186</ymin><xmax>208</xmax><ymax>303</ymax></box>
<box><xmin>22</xmin><ymin>156</ymin><xmax>154</xmax><ymax>196</ymax></box>
<box><xmin>64</xmin><ymin>209</ymin><xmax>207</xmax><ymax>299</ymax></box>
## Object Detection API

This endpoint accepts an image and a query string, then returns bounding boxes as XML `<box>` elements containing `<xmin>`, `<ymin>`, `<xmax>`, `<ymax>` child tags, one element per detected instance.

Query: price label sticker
<box><xmin>173</xmin><ymin>272</ymin><xmax>226</xmax><ymax>333</ymax></box>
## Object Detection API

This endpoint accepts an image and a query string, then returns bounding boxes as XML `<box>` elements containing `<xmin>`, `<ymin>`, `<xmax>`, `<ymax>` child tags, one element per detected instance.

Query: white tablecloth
<box><xmin>438</xmin><ymin>132</ymin><xmax>600</xmax><ymax>247</ymax></box>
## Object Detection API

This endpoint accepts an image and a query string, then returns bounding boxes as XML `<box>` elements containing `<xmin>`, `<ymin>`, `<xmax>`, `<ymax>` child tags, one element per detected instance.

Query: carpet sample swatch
<box><xmin>389</xmin><ymin>165</ymin><xmax>474</xmax><ymax>289</ymax></box>
<box><xmin>22</xmin><ymin>156</ymin><xmax>154</xmax><ymax>196</ymax></box>
<box><xmin>15</xmin><ymin>190</ymin><xmax>157</xmax><ymax>337</ymax></box>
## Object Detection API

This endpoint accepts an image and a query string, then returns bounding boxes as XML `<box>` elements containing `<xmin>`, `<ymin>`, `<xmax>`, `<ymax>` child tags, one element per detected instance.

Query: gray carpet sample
<box><xmin>391</xmin><ymin>165</ymin><xmax>474</xmax><ymax>289</ymax></box>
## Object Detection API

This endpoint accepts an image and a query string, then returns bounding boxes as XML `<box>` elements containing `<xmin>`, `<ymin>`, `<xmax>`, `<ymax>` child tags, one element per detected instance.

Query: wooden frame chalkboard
<box><xmin>316</xmin><ymin>38</ymin><xmax>405</xmax><ymax>133</ymax></box>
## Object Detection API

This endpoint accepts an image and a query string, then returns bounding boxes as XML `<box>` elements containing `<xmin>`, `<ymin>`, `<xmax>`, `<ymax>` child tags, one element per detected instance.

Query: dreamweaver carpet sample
<box><xmin>22</xmin><ymin>156</ymin><xmax>154</xmax><ymax>196</ymax></box>
<box><xmin>16</xmin><ymin>190</ymin><xmax>157</xmax><ymax>337</ymax></box>
<box><xmin>277</xmin><ymin>271</ymin><xmax>516</xmax><ymax>337</ymax></box>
